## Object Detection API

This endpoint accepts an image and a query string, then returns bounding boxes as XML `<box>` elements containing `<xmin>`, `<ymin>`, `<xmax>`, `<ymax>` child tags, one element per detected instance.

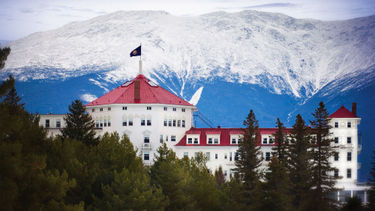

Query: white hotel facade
<box><xmin>39</xmin><ymin>73</ymin><xmax>369</xmax><ymax>203</ymax></box>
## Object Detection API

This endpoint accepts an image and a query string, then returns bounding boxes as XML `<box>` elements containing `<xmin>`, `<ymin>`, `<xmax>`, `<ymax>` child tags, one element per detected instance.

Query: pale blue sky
<box><xmin>1</xmin><ymin>0</ymin><xmax>375</xmax><ymax>40</ymax></box>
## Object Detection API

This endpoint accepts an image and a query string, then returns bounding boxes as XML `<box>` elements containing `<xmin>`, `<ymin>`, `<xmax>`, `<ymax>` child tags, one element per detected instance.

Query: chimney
<box><xmin>352</xmin><ymin>102</ymin><xmax>357</xmax><ymax>116</ymax></box>
<box><xmin>217</xmin><ymin>126</ymin><xmax>221</xmax><ymax>128</ymax></box>
<box><xmin>134</xmin><ymin>80</ymin><xmax>140</xmax><ymax>102</ymax></box>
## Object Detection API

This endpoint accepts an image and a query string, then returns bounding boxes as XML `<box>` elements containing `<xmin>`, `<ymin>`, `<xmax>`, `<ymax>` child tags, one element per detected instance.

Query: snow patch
<box><xmin>81</xmin><ymin>93</ymin><xmax>97</xmax><ymax>102</ymax></box>
<box><xmin>189</xmin><ymin>86</ymin><xmax>204</xmax><ymax>106</ymax></box>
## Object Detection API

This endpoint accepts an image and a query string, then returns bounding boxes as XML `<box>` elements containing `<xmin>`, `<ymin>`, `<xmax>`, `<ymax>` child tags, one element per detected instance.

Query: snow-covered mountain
<box><xmin>3</xmin><ymin>10</ymin><xmax>375</xmax><ymax>99</ymax></box>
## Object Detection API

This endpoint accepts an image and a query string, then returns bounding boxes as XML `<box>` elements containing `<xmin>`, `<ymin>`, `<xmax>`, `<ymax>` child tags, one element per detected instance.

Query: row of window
<box><xmin>163</xmin><ymin>119</ymin><xmax>186</xmax><ymax>128</ymax></box>
<box><xmin>334</xmin><ymin>168</ymin><xmax>352</xmax><ymax>179</ymax></box>
<box><xmin>92</xmin><ymin>106</ymin><xmax>187</xmax><ymax>112</ymax></box>
<box><xmin>334</xmin><ymin>152</ymin><xmax>352</xmax><ymax>161</ymax></box>
<box><xmin>334</xmin><ymin>121</ymin><xmax>352</xmax><ymax>128</ymax></box>
<box><xmin>95</xmin><ymin>119</ymin><xmax>111</xmax><ymax>128</ymax></box>
<box><xmin>187</xmin><ymin>135</ymin><xmax>243</xmax><ymax>145</ymax></box>
<box><xmin>44</xmin><ymin>119</ymin><xmax>61</xmax><ymax>128</ymax></box>
<box><xmin>183</xmin><ymin>151</ymin><xmax>239</xmax><ymax>161</ymax></box>
<box><xmin>159</xmin><ymin>135</ymin><xmax>177</xmax><ymax>143</ymax></box>
<box><xmin>334</xmin><ymin>136</ymin><xmax>352</xmax><ymax>144</ymax></box>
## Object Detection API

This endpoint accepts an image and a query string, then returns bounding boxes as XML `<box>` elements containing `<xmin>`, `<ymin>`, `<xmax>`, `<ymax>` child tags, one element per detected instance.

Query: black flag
<box><xmin>130</xmin><ymin>45</ymin><xmax>141</xmax><ymax>57</ymax></box>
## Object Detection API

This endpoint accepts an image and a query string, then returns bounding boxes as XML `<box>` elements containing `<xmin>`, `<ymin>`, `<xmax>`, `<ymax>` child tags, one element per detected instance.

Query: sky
<box><xmin>1</xmin><ymin>0</ymin><xmax>375</xmax><ymax>41</ymax></box>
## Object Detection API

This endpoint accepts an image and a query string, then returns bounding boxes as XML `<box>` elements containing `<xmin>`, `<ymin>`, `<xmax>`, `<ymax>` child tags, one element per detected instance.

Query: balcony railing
<box><xmin>141</xmin><ymin>143</ymin><xmax>152</xmax><ymax>150</ymax></box>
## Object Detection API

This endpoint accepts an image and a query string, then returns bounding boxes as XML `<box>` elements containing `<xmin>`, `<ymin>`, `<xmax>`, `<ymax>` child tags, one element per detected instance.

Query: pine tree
<box><xmin>308</xmin><ymin>102</ymin><xmax>337</xmax><ymax>210</ymax></box>
<box><xmin>273</xmin><ymin>118</ymin><xmax>287</xmax><ymax>165</ymax></box>
<box><xmin>261</xmin><ymin>157</ymin><xmax>294</xmax><ymax>211</ymax></box>
<box><xmin>366</xmin><ymin>150</ymin><xmax>375</xmax><ymax>210</ymax></box>
<box><xmin>235</xmin><ymin>109</ymin><xmax>262</xmax><ymax>208</ymax></box>
<box><xmin>61</xmin><ymin>99</ymin><xmax>98</xmax><ymax>146</ymax></box>
<box><xmin>0</xmin><ymin>75</ymin><xmax>15</xmax><ymax>98</ymax></box>
<box><xmin>214</xmin><ymin>166</ymin><xmax>226</xmax><ymax>189</ymax></box>
<box><xmin>287</xmin><ymin>114</ymin><xmax>313</xmax><ymax>210</ymax></box>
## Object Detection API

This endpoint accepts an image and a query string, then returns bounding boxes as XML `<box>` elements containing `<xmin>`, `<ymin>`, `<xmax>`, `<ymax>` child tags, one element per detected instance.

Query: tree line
<box><xmin>1</xmin><ymin>46</ymin><xmax>375</xmax><ymax>210</ymax></box>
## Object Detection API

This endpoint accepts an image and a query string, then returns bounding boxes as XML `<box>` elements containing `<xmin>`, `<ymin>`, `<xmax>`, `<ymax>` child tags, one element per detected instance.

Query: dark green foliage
<box><xmin>341</xmin><ymin>196</ymin><xmax>364</xmax><ymax>211</ymax></box>
<box><xmin>214</xmin><ymin>166</ymin><xmax>226</xmax><ymax>189</ymax></box>
<box><xmin>0</xmin><ymin>75</ymin><xmax>15</xmax><ymax>97</ymax></box>
<box><xmin>0</xmin><ymin>47</ymin><xmax>10</xmax><ymax>69</ymax></box>
<box><xmin>61</xmin><ymin>99</ymin><xmax>98</xmax><ymax>146</ymax></box>
<box><xmin>261</xmin><ymin>157</ymin><xmax>294</xmax><ymax>211</ymax></box>
<box><xmin>0</xmin><ymin>79</ymin><xmax>82</xmax><ymax>210</ymax></box>
<box><xmin>235</xmin><ymin>109</ymin><xmax>262</xmax><ymax>208</ymax></box>
<box><xmin>221</xmin><ymin>174</ymin><xmax>247</xmax><ymax>211</ymax></box>
<box><xmin>287</xmin><ymin>114</ymin><xmax>313</xmax><ymax>210</ymax></box>
<box><xmin>308</xmin><ymin>102</ymin><xmax>338</xmax><ymax>210</ymax></box>
<box><xmin>273</xmin><ymin>118</ymin><xmax>287</xmax><ymax>165</ymax></box>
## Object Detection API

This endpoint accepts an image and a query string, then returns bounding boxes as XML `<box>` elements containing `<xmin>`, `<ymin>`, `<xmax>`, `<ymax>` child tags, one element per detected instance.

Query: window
<box><xmin>335</xmin><ymin>137</ymin><xmax>339</xmax><ymax>144</ymax></box>
<box><xmin>206</xmin><ymin>152</ymin><xmax>210</xmax><ymax>161</ymax></box>
<box><xmin>171</xmin><ymin>135</ymin><xmax>176</xmax><ymax>142</ymax></box>
<box><xmin>187</xmin><ymin>138</ymin><xmax>193</xmax><ymax>144</ymax></box>
<box><xmin>177</xmin><ymin>120</ymin><xmax>181</xmax><ymax>127</ymax></box>
<box><xmin>194</xmin><ymin>152</ymin><xmax>199</xmax><ymax>161</ymax></box>
<box><xmin>173</xmin><ymin>107</ymin><xmax>176</xmax><ymax>111</ymax></box>
<box><xmin>224</xmin><ymin>170</ymin><xmax>227</xmax><ymax>176</ymax></box>
<box><xmin>108</xmin><ymin>119</ymin><xmax>111</xmax><ymax>127</ymax></box>
<box><xmin>147</xmin><ymin>106</ymin><xmax>152</xmax><ymax>110</ymax></box>
<box><xmin>160</xmin><ymin>135</ymin><xmax>163</xmax><ymax>143</ymax></box>
<box><xmin>234</xmin><ymin>152</ymin><xmax>239</xmax><ymax>161</ymax></box>
<box><xmin>230</xmin><ymin>152</ymin><xmax>232</xmax><ymax>161</ymax></box>
<box><xmin>214</xmin><ymin>138</ymin><xmax>219</xmax><ymax>144</ymax></box>
<box><xmin>347</xmin><ymin>137</ymin><xmax>352</xmax><ymax>144</ymax></box>
<box><xmin>335</xmin><ymin>122</ymin><xmax>339</xmax><ymax>128</ymax></box>
<box><xmin>122</xmin><ymin>106</ymin><xmax>127</xmax><ymax>110</ymax></box>
<box><xmin>347</xmin><ymin>122</ymin><xmax>351</xmax><ymax>128</ymax></box>
<box><xmin>144</xmin><ymin>136</ymin><xmax>150</xmax><ymax>143</ymax></box>
<box><xmin>347</xmin><ymin>152</ymin><xmax>352</xmax><ymax>161</ymax></box>
<box><xmin>108</xmin><ymin>107</ymin><xmax>111</xmax><ymax>111</ymax></box>
<box><xmin>122</xmin><ymin>121</ymin><xmax>127</xmax><ymax>126</ymax></box>
<box><xmin>147</xmin><ymin>119</ymin><xmax>151</xmax><ymax>126</ymax></box>
<box><xmin>334</xmin><ymin>169</ymin><xmax>339</xmax><ymax>178</ymax></box>
<box><xmin>168</xmin><ymin>119</ymin><xmax>172</xmax><ymax>127</ymax></box>
<box><xmin>173</xmin><ymin>120</ymin><xmax>176</xmax><ymax>127</ymax></box>
<box><xmin>263</xmin><ymin>138</ymin><xmax>267</xmax><ymax>144</ymax></box>
<box><xmin>96</xmin><ymin>120</ymin><xmax>99</xmax><ymax>128</ymax></box>
<box><xmin>144</xmin><ymin>153</ymin><xmax>149</xmax><ymax>161</ymax></box>
<box><xmin>194</xmin><ymin>138</ymin><xmax>198</xmax><ymax>144</ymax></box>
<box><xmin>100</xmin><ymin>121</ymin><xmax>103</xmax><ymax>127</ymax></box>
<box><xmin>164</xmin><ymin>107</ymin><xmax>167</xmax><ymax>111</ymax></box>
<box><xmin>184</xmin><ymin>152</ymin><xmax>188</xmax><ymax>157</ymax></box>
<box><xmin>347</xmin><ymin>169</ymin><xmax>352</xmax><ymax>178</ymax></box>
<box><xmin>182</xmin><ymin>108</ymin><xmax>185</xmax><ymax>112</ymax></box>
<box><xmin>334</xmin><ymin>152</ymin><xmax>339</xmax><ymax>161</ymax></box>
<box><xmin>265</xmin><ymin>152</ymin><xmax>271</xmax><ymax>161</ymax></box>
<box><xmin>141</xmin><ymin>118</ymin><xmax>145</xmax><ymax>126</ymax></box>
<box><xmin>100</xmin><ymin>108</ymin><xmax>103</xmax><ymax>111</ymax></box>
<box><xmin>215</xmin><ymin>153</ymin><xmax>218</xmax><ymax>159</ymax></box>
<box><xmin>182</xmin><ymin>120</ymin><xmax>185</xmax><ymax>127</ymax></box>
<box><xmin>104</xmin><ymin>120</ymin><xmax>107</xmax><ymax>127</ymax></box>
<box><xmin>166</xmin><ymin>136</ymin><xmax>168</xmax><ymax>142</ymax></box>
<box><xmin>45</xmin><ymin>119</ymin><xmax>50</xmax><ymax>128</ymax></box>
<box><xmin>128</xmin><ymin>118</ymin><xmax>133</xmax><ymax>126</ymax></box>
<box><xmin>269</xmin><ymin>137</ymin><xmax>274</xmax><ymax>144</ymax></box>
<box><xmin>56</xmin><ymin>119</ymin><xmax>61</xmax><ymax>128</ymax></box>
<box><xmin>92</xmin><ymin>109</ymin><xmax>95</xmax><ymax>112</ymax></box>
<box><xmin>224</xmin><ymin>153</ymin><xmax>227</xmax><ymax>159</ymax></box>
<box><xmin>232</xmin><ymin>138</ymin><xmax>236</xmax><ymax>144</ymax></box>
<box><xmin>208</xmin><ymin>138</ymin><xmax>213</xmax><ymax>144</ymax></box>
<box><xmin>164</xmin><ymin>119</ymin><xmax>167</xmax><ymax>126</ymax></box>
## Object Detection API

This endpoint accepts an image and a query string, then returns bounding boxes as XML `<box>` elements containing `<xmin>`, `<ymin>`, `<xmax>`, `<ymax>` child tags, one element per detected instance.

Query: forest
<box><xmin>1</xmin><ymin>47</ymin><xmax>375</xmax><ymax>210</ymax></box>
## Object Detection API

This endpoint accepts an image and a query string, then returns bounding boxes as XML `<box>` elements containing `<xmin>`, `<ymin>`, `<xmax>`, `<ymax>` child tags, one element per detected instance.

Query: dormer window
<box><xmin>207</xmin><ymin>134</ymin><xmax>220</xmax><ymax>145</ymax></box>
<box><xmin>187</xmin><ymin>134</ymin><xmax>200</xmax><ymax>144</ymax></box>
<box><xmin>147</xmin><ymin>106</ymin><xmax>152</xmax><ymax>110</ymax></box>
<box><xmin>230</xmin><ymin>134</ymin><xmax>242</xmax><ymax>144</ymax></box>
<box><xmin>187</xmin><ymin>138</ymin><xmax>193</xmax><ymax>144</ymax></box>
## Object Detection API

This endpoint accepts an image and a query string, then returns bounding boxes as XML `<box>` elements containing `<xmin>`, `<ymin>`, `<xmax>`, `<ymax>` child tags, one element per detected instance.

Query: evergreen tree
<box><xmin>273</xmin><ymin>118</ymin><xmax>287</xmax><ymax>165</ymax></box>
<box><xmin>0</xmin><ymin>47</ymin><xmax>10</xmax><ymax>69</ymax></box>
<box><xmin>287</xmin><ymin>114</ymin><xmax>313</xmax><ymax>210</ymax></box>
<box><xmin>341</xmin><ymin>196</ymin><xmax>364</xmax><ymax>211</ymax></box>
<box><xmin>222</xmin><ymin>173</ymin><xmax>246</xmax><ymax>211</ymax></box>
<box><xmin>261</xmin><ymin>157</ymin><xmax>294</xmax><ymax>211</ymax></box>
<box><xmin>235</xmin><ymin>109</ymin><xmax>262</xmax><ymax>208</ymax></box>
<box><xmin>308</xmin><ymin>102</ymin><xmax>338</xmax><ymax>210</ymax></box>
<box><xmin>61</xmin><ymin>99</ymin><xmax>98</xmax><ymax>146</ymax></box>
<box><xmin>0</xmin><ymin>75</ymin><xmax>15</xmax><ymax>98</ymax></box>
<box><xmin>150</xmin><ymin>143</ymin><xmax>195</xmax><ymax>210</ymax></box>
<box><xmin>214</xmin><ymin>166</ymin><xmax>226</xmax><ymax>189</ymax></box>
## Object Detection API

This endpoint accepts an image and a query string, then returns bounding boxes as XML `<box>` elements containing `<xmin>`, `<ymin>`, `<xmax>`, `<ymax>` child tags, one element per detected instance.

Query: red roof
<box><xmin>329</xmin><ymin>106</ymin><xmax>358</xmax><ymax>118</ymax></box>
<box><xmin>86</xmin><ymin>74</ymin><xmax>194</xmax><ymax>107</ymax></box>
<box><xmin>175</xmin><ymin>127</ymin><xmax>292</xmax><ymax>147</ymax></box>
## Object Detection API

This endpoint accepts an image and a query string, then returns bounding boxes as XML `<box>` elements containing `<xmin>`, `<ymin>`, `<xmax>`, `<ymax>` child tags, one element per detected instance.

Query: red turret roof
<box><xmin>175</xmin><ymin>127</ymin><xmax>292</xmax><ymax>147</ymax></box>
<box><xmin>86</xmin><ymin>74</ymin><xmax>194</xmax><ymax>107</ymax></box>
<box><xmin>329</xmin><ymin>106</ymin><xmax>358</xmax><ymax>118</ymax></box>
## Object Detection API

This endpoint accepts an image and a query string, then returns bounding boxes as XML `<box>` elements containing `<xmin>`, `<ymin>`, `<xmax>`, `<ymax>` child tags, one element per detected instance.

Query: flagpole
<box><xmin>139</xmin><ymin>43</ymin><xmax>142</xmax><ymax>75</ymax></box>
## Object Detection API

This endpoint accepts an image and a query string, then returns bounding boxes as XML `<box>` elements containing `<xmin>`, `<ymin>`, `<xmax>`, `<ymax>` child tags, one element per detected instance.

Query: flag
<box><xmin>130</xmin><ymin>45</ymin><xmax>141</xmax><ymax>57</ymax></box>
